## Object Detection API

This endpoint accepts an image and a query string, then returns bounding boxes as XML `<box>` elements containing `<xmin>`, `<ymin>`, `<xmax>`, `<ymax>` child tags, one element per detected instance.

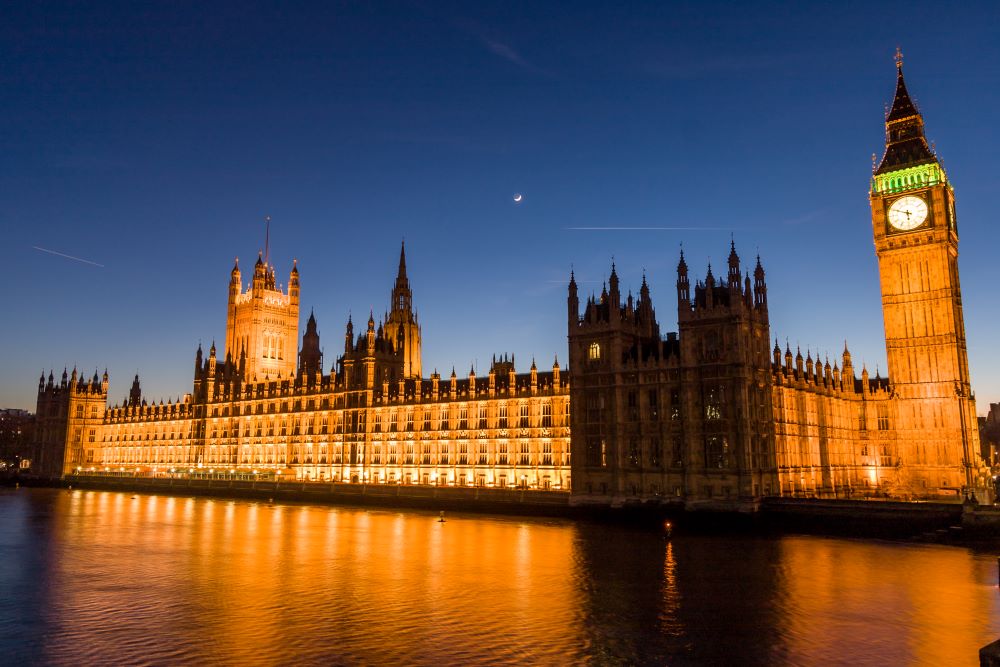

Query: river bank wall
<box><xmin>9</xmin><ymin>474</ymin><xmax>999</xmax><ymax>540</ymax></box>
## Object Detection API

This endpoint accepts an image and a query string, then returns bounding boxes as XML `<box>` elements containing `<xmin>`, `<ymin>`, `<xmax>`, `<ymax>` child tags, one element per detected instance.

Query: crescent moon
<box><xmin>513</xmin><ymin>194</ymin><xmax>523</xmax><ymax>203</ymax></box>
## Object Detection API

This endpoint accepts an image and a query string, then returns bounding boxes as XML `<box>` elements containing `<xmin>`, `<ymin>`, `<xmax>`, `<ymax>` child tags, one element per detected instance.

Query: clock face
<box><xmin>887</xmin><ymin>195</ymin><xmax>928</xmax><ymax>231</ymax></box>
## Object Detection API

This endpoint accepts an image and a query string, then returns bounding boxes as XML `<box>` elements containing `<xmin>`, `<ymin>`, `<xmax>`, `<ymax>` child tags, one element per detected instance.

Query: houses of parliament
<box><xmin>30</xmin><ymin>60</ymin><xmax>989</xmax><ymax>505</ymax></box>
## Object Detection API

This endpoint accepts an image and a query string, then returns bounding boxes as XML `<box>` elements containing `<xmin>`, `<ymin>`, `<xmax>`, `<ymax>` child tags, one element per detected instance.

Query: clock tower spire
<box><xmin>869</xmin><ymin>52</ymin><xmax>982</xmax><ymax>498</ymax></box>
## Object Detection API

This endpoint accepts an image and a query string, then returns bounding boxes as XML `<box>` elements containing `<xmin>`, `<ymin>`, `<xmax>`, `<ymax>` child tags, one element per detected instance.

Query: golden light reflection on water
<box><xmin>0</xmin><ymin>488</ymin><xmax>998</xmax><ymax>666</ymax></box>
<box><xmin>777</xmin><ymin>536</ymin><xmax>998</xmax><ymax>666</ymax></box>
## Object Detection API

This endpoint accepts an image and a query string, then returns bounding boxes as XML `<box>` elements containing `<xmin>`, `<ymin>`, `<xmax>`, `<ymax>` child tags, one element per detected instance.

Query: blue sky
<box><xmin>2</xmin><ymin>0</ymin><xmax>998</xmax><ymax>413</ymax></box>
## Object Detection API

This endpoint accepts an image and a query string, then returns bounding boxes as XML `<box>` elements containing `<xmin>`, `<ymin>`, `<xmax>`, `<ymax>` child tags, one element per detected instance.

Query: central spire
<box><xmin>391</xmin><ymin>240</ymin><xmax>412</xmax><ymax>315</ymax></box>
<box><xmin>398</xmin><ymin>240</ymin><xmax>407</xmax><ymax>282</ymax></box>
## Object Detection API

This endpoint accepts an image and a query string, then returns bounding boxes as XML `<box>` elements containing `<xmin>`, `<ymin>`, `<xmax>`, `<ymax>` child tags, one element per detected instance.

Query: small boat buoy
<box><xmin>438</xmin><ymin>511</ymin><xmax>446</xmax><ymax>523</ymax></box>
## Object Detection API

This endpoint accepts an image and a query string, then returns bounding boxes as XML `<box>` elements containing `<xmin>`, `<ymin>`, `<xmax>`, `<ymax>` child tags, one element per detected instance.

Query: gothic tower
<box><xmin>385</xmin><ymin>242</ymin><xmax>422</xmax><ymax>379</ymax></box>
<box><xmin>869</xmin><ymin>53</ymin><xmax>980</xmax><ymax>495</ymax></box>
<box><xmin>224</xmin><ymin>252</ymin><xmax>300</xmax><ymax>381</ymax></box>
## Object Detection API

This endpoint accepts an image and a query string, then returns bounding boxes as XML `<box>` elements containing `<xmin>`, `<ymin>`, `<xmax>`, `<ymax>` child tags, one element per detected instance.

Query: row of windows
<box><xmin>97</xmin><ymin>441</ymin><xmax>568</xmax><ymax>468</ymax></box>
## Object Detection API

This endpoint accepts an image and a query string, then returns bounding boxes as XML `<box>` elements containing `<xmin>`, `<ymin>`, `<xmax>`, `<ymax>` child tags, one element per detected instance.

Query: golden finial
<box><xmin>894</xmin><ymin>46</ymin><xmax>903</xmax><ymax>69</ymax></box>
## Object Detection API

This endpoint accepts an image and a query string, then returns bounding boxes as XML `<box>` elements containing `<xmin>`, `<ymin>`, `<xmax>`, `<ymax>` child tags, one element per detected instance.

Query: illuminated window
<box><xmin>704</xmin><ymin>386</ymin><xmax>724</xmax><ymax>421</ymax></box>
<box><xmin>588</xmin><ymin>342</ymin><xmax>601</xmax><ymax>360</ymax></box>
<box><xmin>541</xmin><ymin>403</ymin><xmax>552</xmax><ymax>427</ymax></box>
<box><xmin>519</xmin><ymin>403</ymin><xmax>529</xmax><ymax>428</ymax></box>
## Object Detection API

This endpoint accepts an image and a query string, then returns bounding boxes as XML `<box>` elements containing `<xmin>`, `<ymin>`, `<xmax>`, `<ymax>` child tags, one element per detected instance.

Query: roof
<box><xmin>875</xmin><ymin>64</ymin><xmax>937</xmax><ymax>175</ymax></box>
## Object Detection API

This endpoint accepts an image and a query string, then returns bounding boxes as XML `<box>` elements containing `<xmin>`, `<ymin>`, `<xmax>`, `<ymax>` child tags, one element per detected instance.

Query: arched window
<box><xmin>588</xmin><ymin>342</ymin><xmax>601</xmax><ymax>360</ymax></box>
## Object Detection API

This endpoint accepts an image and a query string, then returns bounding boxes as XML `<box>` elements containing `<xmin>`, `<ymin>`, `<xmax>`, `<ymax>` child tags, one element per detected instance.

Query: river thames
<box><xmin>1</xmin><ymin>488</ymin><xmax>998</xmax><ymax>665</ymax></box>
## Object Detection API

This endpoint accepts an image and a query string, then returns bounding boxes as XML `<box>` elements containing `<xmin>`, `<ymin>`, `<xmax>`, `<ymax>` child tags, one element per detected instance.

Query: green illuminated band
<box><xmin>872</xmin><ymin>163</ymin><xmax>947</xmax><ymax>195</ymax></box>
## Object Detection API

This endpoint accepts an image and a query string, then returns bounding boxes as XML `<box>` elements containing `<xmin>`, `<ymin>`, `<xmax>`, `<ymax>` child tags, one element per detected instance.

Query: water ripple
<box><xmin>0</xmin><ymin>489</ymin><xmax>997</xmax><ymax>666</ymax></box>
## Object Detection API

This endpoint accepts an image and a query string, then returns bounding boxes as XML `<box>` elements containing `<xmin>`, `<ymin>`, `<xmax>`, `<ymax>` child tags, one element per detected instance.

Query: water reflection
<box><xmin>0</xmin><ymin>488</ymin><xmax>997</xmax><ymax>666</ymax></box>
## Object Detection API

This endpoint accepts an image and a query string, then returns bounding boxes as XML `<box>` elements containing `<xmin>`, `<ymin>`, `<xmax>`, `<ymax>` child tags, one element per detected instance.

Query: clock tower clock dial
<box><xmin>887</xmin><ymin>195</ymin><xmax>928</xmax><ymax>231</ymax></box>
<box><xmin>869</xmin><ymin>54</ymin><xmax>980</xmax><ymax>496</ymax></box>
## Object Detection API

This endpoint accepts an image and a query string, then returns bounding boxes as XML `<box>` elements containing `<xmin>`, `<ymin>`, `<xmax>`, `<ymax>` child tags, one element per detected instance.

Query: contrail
<box><xmin>565</xmin><ymin>226</ymin><xmax>733</xmax><ymax>231</ymax></box>
<box><xmin>32</xmin><ymin>246</ymin><xmax>105</xmax><ymax>267</ymax></box>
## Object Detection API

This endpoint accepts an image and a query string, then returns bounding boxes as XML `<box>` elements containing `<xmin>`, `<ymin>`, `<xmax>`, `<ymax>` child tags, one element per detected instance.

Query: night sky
<box><xmin>3</xmin><ymin>1</ymin><xmax>998</xmax><ymax>413</ymax></box>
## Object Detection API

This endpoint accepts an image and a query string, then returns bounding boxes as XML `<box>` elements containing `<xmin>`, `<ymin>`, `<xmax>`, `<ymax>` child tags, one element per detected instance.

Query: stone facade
<box><xmin>568</xmin><ymin>60</ymin><xmax>985</xmax><ymax>505</ymax></box>
<box><xmin>36</xmin><ymin>246</ymin><xmax>572</xmax><ymax>491</ymax></box>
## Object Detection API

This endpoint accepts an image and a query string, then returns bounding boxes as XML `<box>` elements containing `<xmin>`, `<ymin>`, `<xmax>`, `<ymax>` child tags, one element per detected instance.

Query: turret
<box><xmin>228</xmin><ymin>257</ymin><xmax>242</xmax><ymax>323</ymax></box>
<box><xmin>727</xmin><ymin>240</ymin><xmax>740</xmax><ymax>290</ymax></box>
<box><xmin>676</xmin><ymin>250</ymin><xmax>690</xmax><ymax>311</ymax></box>
<box><xmin>842</xmin><ymin>342</ymin><xmax>854</xmax><ymax>382</ymax></box>
<box><xmin>753</xmin><ymin>255</ymin><xmax>767</xmax><ymax>308</ymax></box>
<box><xmin>289</xmin><ymin>259</ymin><xmax>300</xmax><ymax>304</ymax></box>
<box><xmin>253</xmin><ymin>252</ymin><xmax>266</xmax><ymax>290</ymax></box>
<box><xmin>608</xmin><ymin>261</ymin><xmax>620</xmax><ymax>311</ymax></box>
<box><xmin>129</xmin><ymin>374</ymin><xmax>142</xmax><ymax>406</ymax></box>
<box><xmin>568</xmin><ymin>270</ymin><xmax>579</xmax><ymax>326</ymax></box>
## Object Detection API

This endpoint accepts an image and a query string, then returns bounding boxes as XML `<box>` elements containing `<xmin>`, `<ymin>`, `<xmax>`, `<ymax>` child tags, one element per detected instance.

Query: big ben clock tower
<box><xmin>870</xmin><ymin>51</ymin><xmax>981</xmax><ymax>497</ymax></box>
